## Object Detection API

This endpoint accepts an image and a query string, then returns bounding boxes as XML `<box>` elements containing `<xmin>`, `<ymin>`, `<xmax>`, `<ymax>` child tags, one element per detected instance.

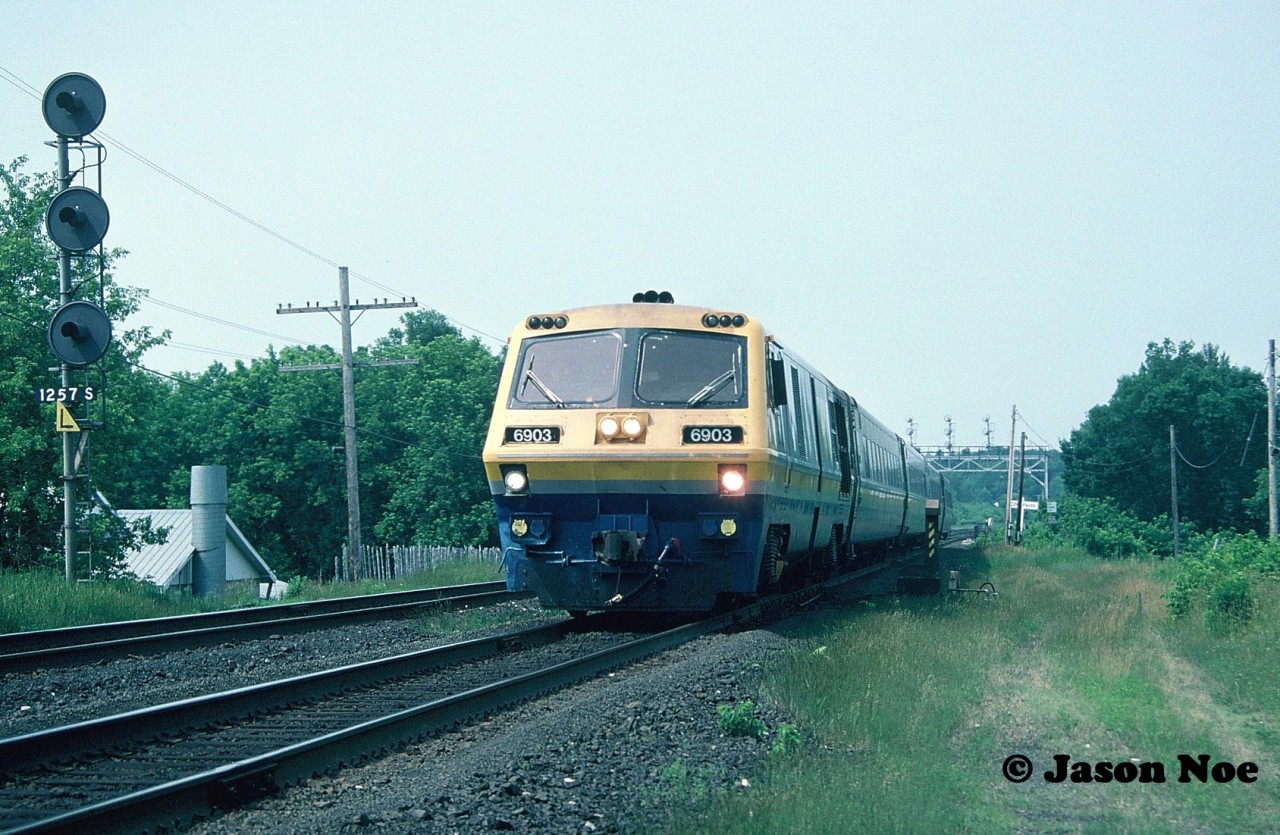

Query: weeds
<box><xmin>670</xmin><ymin>543</ymin><xmax>1280</xmax><ymax>834</ymax></box>
<box><xmin>0</xmin><ymin>561</ymin><xmax>499</xmax><ymax>634</ymax></box>
<box><xmin>717</xmin><ymin>700</ymin><xmax>767</xmax><ymax>740</ymax></box>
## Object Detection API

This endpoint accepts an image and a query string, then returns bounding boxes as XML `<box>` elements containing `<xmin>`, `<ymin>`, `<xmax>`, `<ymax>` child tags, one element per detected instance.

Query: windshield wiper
<box><xmin>522</xmin><ymin>368</ymin><xmax>564</xmax><ymax>406</ymax></box>
<box><xmin>687</xmin><ymin>369</ymin><xmax>736</xmax><ymax>406</ymax></box>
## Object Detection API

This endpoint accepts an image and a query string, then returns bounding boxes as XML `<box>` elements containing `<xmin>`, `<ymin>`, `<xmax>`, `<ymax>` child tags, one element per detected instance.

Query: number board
<box><xmin>682</xmin><ymin>425</ymin><xmax>743</xmax><ymax>444</ymax></box>
<box><xmin>504</xmin><ymin>426</ymin><xmax>561</xmax><ymax>444</ymax></box>
<box><xmin>35</xmin><ymin>385</ymin><xmax>99</xmax><ymax>404</ymax></box>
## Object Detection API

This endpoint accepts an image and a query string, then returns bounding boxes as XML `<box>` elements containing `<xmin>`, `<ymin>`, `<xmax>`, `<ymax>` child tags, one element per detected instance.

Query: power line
<box><xmin>164</xmin><ymin>340</ymin><xmax>262</xmax><ymax>361</ymax></box>
<box><xmin>2</xmin><ymin>305</ymin><xmax>480</xmax><ymax>461</ymax></box>
<box><xmin>0</xmin><ymin>62</ymin><xmax>504</xmax><ymax>347</ymax></box>
<box><xmin>1013</xmin><ymin>409</ymin><xmax>1059</xmax><ymax>449</ymax></box>
<box><xmin>142</xmin><ymin>295</ymin><xmax>309</xmax><ymax>345</ymax></box>
<box><xmin>117</xmin><ymin>351</ymin><xmax>483</xmax><ymax>461</ymax></box>
<box><xmin>124</xmin><ymin>353</ymin><xmax>483</xmax><ymax>463</ymax></box>
<box><xmin>0</xmin><ymin>65</ymin><xmax>39</xmax><ymax>97</ymax></box>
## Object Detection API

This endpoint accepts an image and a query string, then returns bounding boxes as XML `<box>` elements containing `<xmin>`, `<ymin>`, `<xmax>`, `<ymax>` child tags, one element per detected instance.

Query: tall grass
<box><xmin>672</xmin><ymin>543</ymin><xmax>1280</xmax><ymax>834</ymax></box>
<box><xmin>0</xmin><ymin>570</ymin><xmax>229</xmax><ymax>633</ymax></box>
<box><xmin>0</xmin><ymin>557</ymin><xmax>502</xmax><ymax>634</ymax></box>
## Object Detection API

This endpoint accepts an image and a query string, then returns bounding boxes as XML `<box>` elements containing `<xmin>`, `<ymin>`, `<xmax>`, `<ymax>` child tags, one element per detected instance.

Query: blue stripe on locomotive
<box><xmin>493</xmin><ymin>489</ymin><xmax>766</xmax><ymax>612</ymax></box>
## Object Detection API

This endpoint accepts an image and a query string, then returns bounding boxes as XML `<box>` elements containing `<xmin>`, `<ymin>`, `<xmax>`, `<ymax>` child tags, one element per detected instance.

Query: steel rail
<box><xmin>0</xmin><ymin>580</ymin><xmax>511</xmax><ymax>654</ymax></box>
<box><xmin>0</xmin><ymin>584</ymin><xmax>529</xmax><ymax>673</ymax></box>
<box><xmin>2</xmin><ymin>557</ymin><xmax>921</xmax><ymax>834</ymax></box>
<box><xmin>0</xmin><ymin>619</ymin><xmax>573</xmax><ymax>776</ymax></box>
<box><xmin>0</xmin><ymin>590</ymin><xmax>810</xmax><ymax>834</ymax></box>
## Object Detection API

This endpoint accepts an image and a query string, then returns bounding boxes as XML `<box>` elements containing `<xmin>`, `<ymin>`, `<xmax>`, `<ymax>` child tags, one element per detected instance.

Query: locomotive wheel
<box><xmin>757</xmin><ymin>529</ymin><xmax>781</xmax><ymax>593</ymax></box>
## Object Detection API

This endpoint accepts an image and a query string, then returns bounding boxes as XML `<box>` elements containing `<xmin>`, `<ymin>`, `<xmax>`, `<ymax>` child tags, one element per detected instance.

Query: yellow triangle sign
<box><xmin>55</xmin><ymin>401</ymin><xmax>81</xmax><ymax>433</ymax></box>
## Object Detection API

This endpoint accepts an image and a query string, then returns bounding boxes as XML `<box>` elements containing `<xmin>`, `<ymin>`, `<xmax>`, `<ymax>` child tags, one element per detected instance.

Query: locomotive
<box><xmin>482</xmin><ymin>292</ymin><xmax>951</xmax><ymax>614</ymax></box>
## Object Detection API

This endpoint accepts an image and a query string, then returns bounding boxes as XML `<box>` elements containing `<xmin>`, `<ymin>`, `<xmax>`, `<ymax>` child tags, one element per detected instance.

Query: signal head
<box><xmin>47</xmin><ymin>301</ymin><xmax>112</xmax><ymax>367</ymax></box>
<box><xmin>46</xmin><ymin>187</ymin><xmax>110</xmax><ymax>252</ymax></box>
<box><xmin>42</xmin><ymin>73</ymin><xmax>106</xmax><ymax>138</ymax></box>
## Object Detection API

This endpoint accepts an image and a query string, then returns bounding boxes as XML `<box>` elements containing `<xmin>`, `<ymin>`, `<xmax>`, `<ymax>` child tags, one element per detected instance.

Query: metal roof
<box><xmin>116</xmin><ymin>509</ymin><xmax>278</xmax><ymax>588</ymax></box>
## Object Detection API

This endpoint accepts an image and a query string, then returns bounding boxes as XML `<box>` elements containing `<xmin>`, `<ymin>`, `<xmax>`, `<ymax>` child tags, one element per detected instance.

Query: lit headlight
<box><xmin>718</xmin><ymin>465</ymin><xmax>747</xmax><ymax>495</ymax></box>
<box><xmin>598</xmin><ymin>413</ymin><xmax>647</xmax><ymax>442</ymax></box>
<box><xmin>502</xmin><ymin>465</ymin><xmax>529</xmax><ymax>494</ymax></box>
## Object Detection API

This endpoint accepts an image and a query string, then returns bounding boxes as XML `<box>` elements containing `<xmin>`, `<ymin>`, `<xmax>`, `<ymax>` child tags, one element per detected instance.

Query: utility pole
<box><xmin>1170</xmin><ymin>424</ymin><xmax>1180</xmax><ymax>558</ymax></box>
<box><xmin>1004</xmin><ymin>405</ymin><xmax>1017</xmax><ymax>542</ymax></box>
<box><xmin>277</xmin><ymin>267</ymin><xmax>416</xmax><ymax>581</ymax></box>
<box><xmin>1014</xmin><ymin>432</ymin><xmax>1028</xmax><ymax>545</ymax></box>
<box><xmin>1268</xmin><ymin>339</ymin><xmax>1277</xmax><ymax>539</ymax></box>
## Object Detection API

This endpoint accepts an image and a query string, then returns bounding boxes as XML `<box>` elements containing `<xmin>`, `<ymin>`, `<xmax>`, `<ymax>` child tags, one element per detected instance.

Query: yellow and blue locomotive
<box><xmin>482</xmin><ymin>292</ymin><xmax>950</xmax><ymax>613</ymax></box>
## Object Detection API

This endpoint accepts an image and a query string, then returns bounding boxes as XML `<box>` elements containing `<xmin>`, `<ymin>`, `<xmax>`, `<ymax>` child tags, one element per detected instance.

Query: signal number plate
<box><xmin>504</xmin><ymin>426</ymin><xmax>561</xmax><ymax>444</ymax></box>
<box><xmin>683</xmin><ymin>425</ymin><xmax>743</xmax><ymax>444</ymax></box>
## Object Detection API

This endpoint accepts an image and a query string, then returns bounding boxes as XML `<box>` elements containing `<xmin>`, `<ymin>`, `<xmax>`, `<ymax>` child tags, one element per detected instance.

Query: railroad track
<box><xmin>0</xmin><ymin>581</ymin><xmax>528</xmax><ymax>673</ymax></box>
<box><xmin>0</xmin><ymin>609</ymin><xmax>731</xmax><ymax>834</ymax></box>
<box><xmin>0</xmin><ymin>554</ymin><xmax>936</xmax><ymax>833</ymax></box>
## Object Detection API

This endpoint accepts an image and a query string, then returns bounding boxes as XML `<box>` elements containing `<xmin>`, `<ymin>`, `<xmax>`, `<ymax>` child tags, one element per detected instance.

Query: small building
<box><xmin>116</xmin><ymin>509</ymin><xmax>283</xmax><ymax>597</ymax></box>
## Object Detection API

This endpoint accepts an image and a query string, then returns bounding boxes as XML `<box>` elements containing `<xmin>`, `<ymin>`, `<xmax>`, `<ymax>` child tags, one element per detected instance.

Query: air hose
<box><xmin>608</xmin><ymin>537</ymin><xmax>680</xmax><ymax>606</ymax></box>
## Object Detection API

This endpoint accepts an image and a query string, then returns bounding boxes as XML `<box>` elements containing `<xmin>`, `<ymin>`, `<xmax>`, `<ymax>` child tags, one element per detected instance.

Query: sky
<box><xmin>2</xmin><ymin>2</ymin><xmax>1276</xmax><ymax>449</ymax></box>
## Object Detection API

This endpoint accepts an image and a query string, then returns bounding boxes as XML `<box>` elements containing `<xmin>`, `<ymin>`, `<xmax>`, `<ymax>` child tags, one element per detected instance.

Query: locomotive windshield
<box><xmin>508</xmin><ymin>328</ymin><xmax>747</xmax><ymax>409</ymax></box>
<box><xmin>635</xmin><ymin>331</ymin><xmax>745</xmax><ymax>406</ymax></box>
<box><xmin>511</xmin><ymin>330</ymin><xmax>623</xmax><ymax>406</ymax></box>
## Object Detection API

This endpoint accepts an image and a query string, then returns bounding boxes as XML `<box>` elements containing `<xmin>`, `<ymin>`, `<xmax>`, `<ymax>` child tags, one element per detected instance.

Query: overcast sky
<box><xmin>3</xmin><ymin>2</ymin><xmax>1276</xmax><ymax>449</ymax></box>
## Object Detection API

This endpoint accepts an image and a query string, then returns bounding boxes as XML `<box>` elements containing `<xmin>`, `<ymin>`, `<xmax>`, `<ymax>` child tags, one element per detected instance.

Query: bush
<box><xmin>1205</xmin><ymin>570</ymin><xmax>1254</xmax><ymax>633</ymax></box>
<box><xmin>1027</xmin><ymin>494</ymin><xmax>1175</xmax><ymax>559</ymax></box>
<box><xmin>717</xmin><ymin>700</ymin><xmax>767</xmax><ymax>740</ymax></box>
<box><xmin>1165</xmin><ymin>532</ymin><xmax>1279</xmax><ymax>632</ymax></box>
<box><xmin>770</xmin><ymin>724</ymin><xmax>802</xmax><ymax>760</ymax></box>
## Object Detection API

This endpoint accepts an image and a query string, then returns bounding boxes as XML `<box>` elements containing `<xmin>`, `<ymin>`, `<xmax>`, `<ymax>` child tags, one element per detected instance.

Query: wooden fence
<box><xmin>336</xmin><ymin>544</ymin><xmax>502</xmax><ymax>581</ymax></box>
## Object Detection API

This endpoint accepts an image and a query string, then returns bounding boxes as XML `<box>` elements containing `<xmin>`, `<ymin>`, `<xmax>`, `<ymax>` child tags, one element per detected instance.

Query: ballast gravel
<box><xmin>0</xmin><ymin>598</ymin><xmax>802</xmax><ymax>834</ymax></box>
<box><xmin>191</xmin><ymin>628</ymin><xmax>794</xmax><ymax>835</ymax></box>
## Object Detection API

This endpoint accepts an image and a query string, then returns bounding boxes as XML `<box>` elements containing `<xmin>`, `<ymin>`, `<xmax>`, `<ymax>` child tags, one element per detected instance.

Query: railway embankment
<box><xmin>6</xmin><ymin>543</ymin><xmax>1274</xmax><ymax>833</ymax></box>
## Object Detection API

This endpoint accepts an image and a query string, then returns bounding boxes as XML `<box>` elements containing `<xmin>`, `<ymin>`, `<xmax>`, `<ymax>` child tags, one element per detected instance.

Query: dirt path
<box><xmin>971</xmin><ymin>628</ymin><xmax>1277</xmax><ymax>833</ymax></box>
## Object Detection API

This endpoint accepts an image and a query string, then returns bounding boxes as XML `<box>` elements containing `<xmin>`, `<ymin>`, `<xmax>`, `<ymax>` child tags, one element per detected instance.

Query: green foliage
<box><xmin>1205</xmin><ymin>570</ymin><xmax>1254</xmax><ymax>633</ymax></box>
<box><xmin>769</xmin><ymin>723</ymin><xmax>802</xmax><ymax>760</ymax></box>
<box><xmin>1062</xmin><ymin>339</ymin><xmax>1266</xmax><ymax>534</ymax></box>
<box><xmin>0</xmin><ymin>568</ymin><xmax>233</xmax><ymax>632</ymax></box>
<box><xmin>1027</xmin><ymin>493</ymin><xmax>1174</xmax><ymax>559</ymax></box>
<box><xmin>687</xmin><ymin>546</ymin><xmax>1280</xmax><ymax>835</ymax></box>
<box><xmin>1</xmin><ymin>156</ymin><xmax>502</xmax><ymax>581</ymax></box>
<box><xmin>1165</xmin><ymin>532</ymin><xmax>1280</xmax><ymax>633</ymax></box>
<box><xmin>0</xmin><ymin>157</ymin><xmax>158</xmax><ymax>573</ymax></box>
<box><xmin>716</xmin><ymin>700</ymin><xmax>767</xmax><ymax>740</ymax></box>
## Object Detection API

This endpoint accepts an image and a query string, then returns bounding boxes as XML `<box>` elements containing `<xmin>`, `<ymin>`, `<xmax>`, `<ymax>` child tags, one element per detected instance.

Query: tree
<box><xmin>362</xmin><ymin>322</ymin><xmax>500</xmax><ymax>548</ymax></box>
<box><xmin>0</xmin><ymin>157</ymin><xmax>160</xmax><ymax>572</ymax></box>
<box><xmin>0</xmin><ymin>159</ymin><xmax>62</xmax><ymax>569</ymax></box>
<box><xmin>154</xmin><ymin>347</ymin><xmax>348</xmax><ymax>578</ymax></box>
<box><xmin>3</xmin><ymin>153</ymin><xmax>503</xmax><ymax>579</ymax></box>
<box><xmin>1062</xmin><ymin>340</ymin><xmax>1266</xmax><ymax>534</ymax></box>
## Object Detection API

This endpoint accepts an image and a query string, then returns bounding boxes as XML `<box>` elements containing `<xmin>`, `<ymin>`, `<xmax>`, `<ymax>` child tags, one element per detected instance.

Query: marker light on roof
<box><xmin>526</xmin><ymin>315</ymin><xmax>568</xmax><ymax>330</ymax></box>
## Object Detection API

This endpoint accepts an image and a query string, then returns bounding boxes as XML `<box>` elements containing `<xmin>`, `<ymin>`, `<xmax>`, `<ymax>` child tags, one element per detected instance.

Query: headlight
<box><xmin>502</xmin><ymin>465</ymin><xmax>529</xmax><ymax>494</ymax></box>
<box><xmin>718</xmin><ymin>465</ymin><xmax>747</xmax><ymax>495</ymax></box>
<box><xmin>598</xmin><ymin>413</ymin><xmax>647</xmax><ymax>442</ymax></box>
